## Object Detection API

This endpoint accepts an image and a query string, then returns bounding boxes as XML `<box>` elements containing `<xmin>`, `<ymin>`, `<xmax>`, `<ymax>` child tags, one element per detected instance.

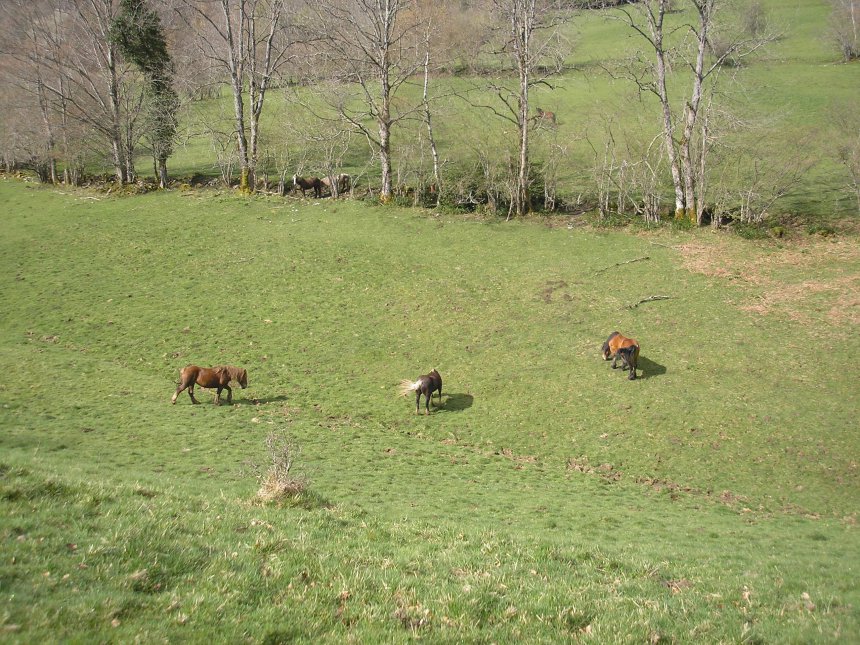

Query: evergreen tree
<box><xmin>111</xmin><ymin>0</ymin><xmax>178</xmax><ymax>187</ymax></box>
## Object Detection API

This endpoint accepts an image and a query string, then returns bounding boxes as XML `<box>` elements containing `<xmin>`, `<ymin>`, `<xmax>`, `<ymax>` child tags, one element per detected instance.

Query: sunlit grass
<box><xmin>0</xmin><ymin>179</ymin><xmax>858</xmax><ymax>641</ymax></box>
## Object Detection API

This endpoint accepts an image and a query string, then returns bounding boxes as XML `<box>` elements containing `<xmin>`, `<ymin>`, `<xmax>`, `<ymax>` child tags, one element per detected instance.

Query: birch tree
<box><xmin>473</xmin><ymin>0</ymin><xmax>568</xmax><ymax>217</ymax></box>
<box><xmin>176</xmin><ymin>0</ymin><xmax>299</xmax><ymax>191</ymax></box>
<box><xmin>828</xmin><ymin>0</ymin><xmax>859</xmax><ymax>61</ymax></box>
<box><xmin>613</xmin><ymin>0</ymin><xmax>775</xmax><ymax>223</ymax></box>
<box><xmin>312</xmin><ymin>0</ymin><xmax>425</xmax><ymax>202</ymax></box>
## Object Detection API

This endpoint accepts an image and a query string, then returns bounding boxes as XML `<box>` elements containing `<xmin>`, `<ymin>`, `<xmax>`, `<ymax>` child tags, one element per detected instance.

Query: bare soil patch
<box><xmin>676</xmin><ymin>237</ymin><xmax>860</xmax><ymax>326</ymax></box>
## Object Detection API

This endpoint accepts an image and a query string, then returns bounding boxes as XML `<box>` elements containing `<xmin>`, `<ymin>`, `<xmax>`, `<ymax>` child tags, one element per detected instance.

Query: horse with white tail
<box><xmin>399</xmin><ymin>369</ymin><xmax>443</xmax><ymax>414</ymax></box>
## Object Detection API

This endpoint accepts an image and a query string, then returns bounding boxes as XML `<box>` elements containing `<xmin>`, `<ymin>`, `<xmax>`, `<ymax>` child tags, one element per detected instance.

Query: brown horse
<box><xmin>535</xmin><ymin>107</ymin><xmax>557</xmax><ymax>126</ymax></box>
<box><xmin>171</xmin><ymin>365</ymin><xmax>248</xmax><ymax>405</ymax></box>
<box><xmin>293</xmin><ymin>174</ymin><xmax>322</xmax><ymax>198</ymax></box>
<box><xmin>321</xmin><ymin>173</ymin><xmax>351</xmax><ymax>197</ymax></box>
<box><xmin>399</xmin><ymin>369</ymin><xmax>443</xmax><ymax>414</ymax></box>
<box><xmin>601</xmin><ymin>332</ymin><xmax>640</xmax><ymax>380</ymax></box>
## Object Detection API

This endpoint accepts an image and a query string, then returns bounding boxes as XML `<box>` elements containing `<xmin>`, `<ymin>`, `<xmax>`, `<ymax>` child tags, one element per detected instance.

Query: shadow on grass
<box><xmin>637</xmin><ymin>356</ymin><xmax>666</xmax><ymax>379</ymax></box>
<box><xmin>441</xmin><ymin>393</ymin><xmax>474</xmax><ymax>412</ymax></box>
<box><xmin>248</xmin><ymin>395</ymin><xmax>290</xmax><ymax>405</ymax></box>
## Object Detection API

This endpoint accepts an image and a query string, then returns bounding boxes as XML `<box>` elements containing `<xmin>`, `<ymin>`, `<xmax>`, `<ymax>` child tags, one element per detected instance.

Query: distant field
<box><xmin>1</xmin><ymin>178</ymin><xmax>858</xmax><ymax>642</ymax></box>
<box><xmin>163</xmin><ymin>0</ymin><xmax>860</xmax><ymax>223</ymax></box>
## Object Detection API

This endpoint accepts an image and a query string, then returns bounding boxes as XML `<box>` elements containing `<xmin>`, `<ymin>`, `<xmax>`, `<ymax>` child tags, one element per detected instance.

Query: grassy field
<box><xmin>1</xmin><ymin>177</ymin><xmax>858</xmax><ymax>642</ymax></box>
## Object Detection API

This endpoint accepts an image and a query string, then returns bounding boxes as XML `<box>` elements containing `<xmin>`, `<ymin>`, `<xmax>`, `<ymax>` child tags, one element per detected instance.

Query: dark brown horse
<box><xmin>293</xmin><ymin>174</ymin><xmax>322</xmax><ymax>198</ymax></box>
<box><xmin>171</xmin><ymin>365</ymin><xmax>248</xmax><ymax>405</ymax></box>
<box><xmin>399</xmin><ymin>369</ymin><xmax>443</xmax><ymax>414</ymax></box>
<box><xmin>535</xmin><ymin>107</ymin><xmax>557</xmax><ymax>126</ymax></box>
<box><xmin>601</xmin><ymin>332</ymin><xmax>640</xmax><ymax>380</ymax></box>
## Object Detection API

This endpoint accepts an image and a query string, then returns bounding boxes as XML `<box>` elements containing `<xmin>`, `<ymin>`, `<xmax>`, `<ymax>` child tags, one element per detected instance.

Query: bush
<box><xmin>806</xmin><ymin>224</ymin><xmax>836</xmax><ymax>237</ymax></box>
<box><xmin>251</xmin><ymin>432</ymin><xmax>309</xmax><ymax>503</ymax></box>
<box><xmin>733</xmin><ymin>222</ymin><xmax>769</xmax><ymax>239</ymax></box>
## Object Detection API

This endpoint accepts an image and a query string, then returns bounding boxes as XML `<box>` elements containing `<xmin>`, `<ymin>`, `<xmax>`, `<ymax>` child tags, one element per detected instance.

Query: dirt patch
<box><xmin>566</xmin><ymin>456</ymin><xmax>622</xmax><ymax>481</ymax></box>
<box><xmin>538</xmin><ymin>279</ymin><xmax>570</xmax><ymax>303</ymax></box>
<box><xmin>677</xmin><ymin>237</ymin><xmax>860</xmax><ymax>326</ymax></box>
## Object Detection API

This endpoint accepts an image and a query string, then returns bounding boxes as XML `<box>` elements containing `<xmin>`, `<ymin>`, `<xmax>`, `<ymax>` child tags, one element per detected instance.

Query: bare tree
<box><xmin>175</xmin><ymin>0</ymin><xmax>300</xmax><ymax>191</ymax></box>
<box><xmin>0</xmin><ymin>0</ymin><xmax>143</xmax><ymax>184</ymax></box>
<box><xmin>69</xmin><ymin>0</ymin><xmax>138</xmax><ymax>182</ymax></box>
<box><xmin>469</xmin><ymin>0</ymin><xmax>569</xmax><ymax>217</ymax></box>
<box><xmin>311</xmin><ymin>0</ymin><xmax>426</xmax><ymax>202</ymax></box>
<box><xmin>612</xmin><ymin>0</ymin><xmax>775</xmax><ymax>223</ymax></box>
<box><xmin>828</xmin><ymin>0</ymin><xmax>859</xmax><ymax>61</ymax></box>
<box><xmin>0</xmin><ymin>1</ymin><xmax>62</xmax><ymax>182</ymax></box>
<box><xmin>421</xmin><ymin>34</ymin><xmax>441</xmax><ymax>205</ymax></box>
<box><xmin>831</xmin><ymin>101</ymin><xmax>860</xmax><ymax>213</ymax></box>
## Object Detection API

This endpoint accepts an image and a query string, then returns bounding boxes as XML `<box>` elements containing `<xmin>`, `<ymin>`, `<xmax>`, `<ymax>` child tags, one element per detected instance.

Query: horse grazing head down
<box><xmin>171</xmin><ymin>364</ymin><xmax>248</xmax><ymax>405</ymax></box>
<box><xmin>535</xmin><ymin>107</ymin><xmax>556</xmax><ymax>125</ymax></box>
<box><xmin>321</xmin><ymin>173</ymin><xmax>351</xmax><ymax>197</ymax></box>
<box><xmin>222</xmin><ymin>366</ymin><xmax>248</xmax><ymax>389</ymax></box>
<box><xmin>601</xmin><ymin>332</ymin><xmax>640</xmax><ymax>380</ymax></box>
<box><xmin>293</xmin><ymin>174</ymin><xmax>322</xmax><ymax>198</ymax></box>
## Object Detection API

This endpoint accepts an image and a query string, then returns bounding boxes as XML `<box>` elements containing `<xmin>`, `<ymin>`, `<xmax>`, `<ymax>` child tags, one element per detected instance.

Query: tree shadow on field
<box><xmin>441</xmin><ymin>393</ymin><xmax>474</xmax><ymax>412</ymax></box>
<box><xmin>637</xmin><ymin>356</ymin><xmax>666</xmax><ymax>379</ymax></box>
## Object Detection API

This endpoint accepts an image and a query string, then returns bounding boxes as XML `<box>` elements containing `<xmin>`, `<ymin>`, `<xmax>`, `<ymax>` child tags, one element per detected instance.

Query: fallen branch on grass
<box><xmin>592</xmin><ymin>256</ymin><xmax>650</xmax><ymax>275</ymax></box>
<box><xmin>626</xmin><ymin>295</ymin><xmax>672</xmax><ymax>309</ymax></box>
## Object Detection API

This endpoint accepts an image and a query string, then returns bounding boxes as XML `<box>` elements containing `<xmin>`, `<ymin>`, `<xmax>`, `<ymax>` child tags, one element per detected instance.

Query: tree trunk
<box><xmin>422</xmin><ymin>50</ymin><xmax>441</xmax><ymax>206</ymax></box>
<box><xmin>649</xmin><ymin>1</ymin><xmax>685</xmax><ymax>218</ymax></box>
<box><xmin>222</xmin><ymin>0</ymin><xmax>250</xmax><ymax>191</ymax></box>
<box><xmin>378</xmin><ymin>1</ymin><xmax>394</xmax><ymax>201</ymax></box>
<box><xmin>679</xmin><ymin>0</ymin><xmax>712</xmax><ymax>224</ymax></box>
<box><xmin>158</xmin><ymin>157</ymin><xmax>168</xmax><ymax>188</ymax></box>
<box><xmin>513</xmin><ymin>0</ymin><xmax>537</xmax><ymax>218</ymax></box>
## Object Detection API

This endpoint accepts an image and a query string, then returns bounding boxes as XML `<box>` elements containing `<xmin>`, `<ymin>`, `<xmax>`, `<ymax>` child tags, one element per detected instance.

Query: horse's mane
<box><xmin>219</xmin><ymin>366</ymin><xmax>245</xmax><ymax>381</ymax></box>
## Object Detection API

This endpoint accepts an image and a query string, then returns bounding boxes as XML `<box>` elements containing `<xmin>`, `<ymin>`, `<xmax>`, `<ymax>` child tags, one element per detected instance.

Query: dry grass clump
<box><xmin>252</xmin><ymin>432</ymin><xmax>309</xmax><ymax>503</ymax></box>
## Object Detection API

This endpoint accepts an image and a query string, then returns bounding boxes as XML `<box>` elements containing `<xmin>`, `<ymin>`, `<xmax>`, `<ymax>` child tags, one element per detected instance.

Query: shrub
<box><xmin>251</xmin><ymin>432</ymin><xmax>309</xmax><ymax>503</ymax></box>
<box><xmin>806</xmin><ymin>224</ymin><xmax>836</xmax><ymax>237</ymax></box>
<box><xmin>733</xmin><ymin>222</ymin><xmax>769</xmax><ymax>239</ymax></box>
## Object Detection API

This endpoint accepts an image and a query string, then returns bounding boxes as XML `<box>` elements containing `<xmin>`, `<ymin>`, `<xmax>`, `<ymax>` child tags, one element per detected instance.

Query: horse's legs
<box><xmin>424</xmin><ymin>388</ymin><xmax>431</xmax><ymax>415</ymax></box>
<box><xmin>171</xmin><ymin>383</ymin><xmax>186</xmax><ymax>404</ymax></box>
<box><xmin>224</xmin><ymin>384</ymin><xmax>233</xmax><ymax>404</ymax></box>
<box><xmin>611</xmin><ymin>352</ymin><xmax>619</xmax><ymax>369</ymax></box>
<box><xmin>187</xmin><ymin>384</ymin><xmax>200</xmax><ymax>404</ymax></box>
<box><xmin>415</xmin><ymin>390</ymin><xmax>421</xmax><ymax>414</ymax></box>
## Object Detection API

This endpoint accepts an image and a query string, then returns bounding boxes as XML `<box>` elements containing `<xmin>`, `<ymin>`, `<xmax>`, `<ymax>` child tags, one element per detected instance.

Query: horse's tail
<box><xmin>398</xmin><ymin>379</ymin><xmax>421</xmax><ymax>397</ymax></box>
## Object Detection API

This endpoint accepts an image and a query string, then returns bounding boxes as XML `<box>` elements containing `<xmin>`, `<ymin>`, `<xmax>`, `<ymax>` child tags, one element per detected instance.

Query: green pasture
<box><xmin>161</xmin><ymin>0</ymin><xmax>860</xmax><ymax>223</ymax></box>
<box><xmin>1</xmin><ymin>178</ymin><xmax>858</xmax><ymax>642</ymax></box>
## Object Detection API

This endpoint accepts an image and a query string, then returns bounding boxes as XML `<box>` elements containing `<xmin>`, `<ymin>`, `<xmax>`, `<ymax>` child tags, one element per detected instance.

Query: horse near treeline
<box><xmin>321</xmin><ymin>173</ymin><xmax>351</xmax><ymax>197</ymax></box>
<box><xmin>293</xmin><ymin>174</ymin><xmax>322</xmax><ymax>198</ymax></box>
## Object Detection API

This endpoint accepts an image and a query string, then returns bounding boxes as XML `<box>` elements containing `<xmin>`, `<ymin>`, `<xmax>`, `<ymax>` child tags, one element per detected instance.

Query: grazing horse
<box><xmin>293</xmin><ymin>174</ymin><xmax>322</xmax><ymax>198</ymax></box>
<box><xmin>171</xmin><ymin>365</ymin><xmax>248</xmax><ymax>405</ymax></box>
<box><xmin>321</xmin><ymin>173</ymin><xmax>351</xmax><ymax>196</ymax></box>
<box><xmin>601</xmin><ymin>332</ymin><xmax>640</xmax><ymax>380</ymax></box>
<box><xmin>399</xmin><ymin>369</ymin><xmax>443</xmax><ymax>415</ymax></box>
<box><xmin>535</xmin><ymin>107</ymin><xmax>557</xmax><ymax>126</ymax></box>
